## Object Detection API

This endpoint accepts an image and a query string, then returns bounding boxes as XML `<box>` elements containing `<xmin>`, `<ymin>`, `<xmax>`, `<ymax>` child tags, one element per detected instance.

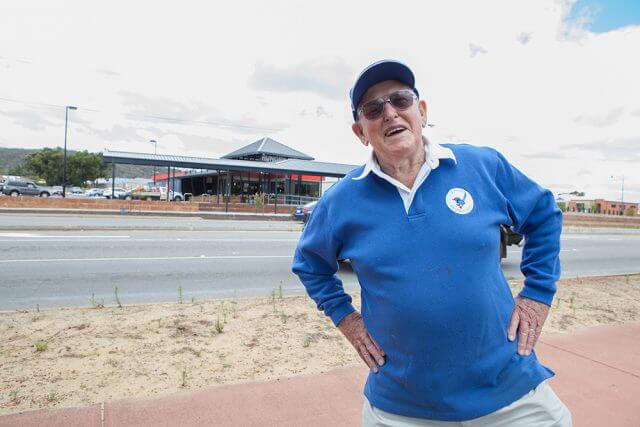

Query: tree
<box><xmin>22</xmin><ymin>147</ymin><xmax>64</xmax><ymax>186</ymax></box>
<box><xmin>67</xmin><ymin>151</ymin><xmax>109</xmax><ymax>186</ymax></box>
<box><xmin>16</xmin><ymin>148</ymin><xmax>108</xmax><ymax>186</ymax></box>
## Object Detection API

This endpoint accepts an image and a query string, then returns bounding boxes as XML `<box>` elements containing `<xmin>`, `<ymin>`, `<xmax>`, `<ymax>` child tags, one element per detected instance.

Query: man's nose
<box><xmin>382</xmin><ymin>101</ymin><xmax>399</xmax><ymax>121</ymax></box>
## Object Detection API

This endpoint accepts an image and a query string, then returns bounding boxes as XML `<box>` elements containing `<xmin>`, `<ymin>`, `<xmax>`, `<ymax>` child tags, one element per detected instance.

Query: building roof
<box><xmin>102</xmin><ymin>150</ymin><xmax>357</xmax><ymax>178</ymax></box>
<box><xmin>221</xmin><ymin>137</ymin><xmax>314</xmax><ymax>161</ymax></box>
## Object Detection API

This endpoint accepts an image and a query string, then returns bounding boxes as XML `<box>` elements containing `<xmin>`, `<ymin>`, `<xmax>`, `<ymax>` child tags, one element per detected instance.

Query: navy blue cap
<box><xmin>349</xmin><ymin>59</ymin><xmax>418</xmax><ymax>121</ymax></box>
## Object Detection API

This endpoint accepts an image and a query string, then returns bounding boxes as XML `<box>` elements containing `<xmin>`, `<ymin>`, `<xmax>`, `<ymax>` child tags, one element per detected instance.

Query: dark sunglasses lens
<box><xmin>390</xmin><ymin>91</ymin><xmax>414</xmax><ymax>110</ymax></box>
<box><xmin>361</xmin><ymin>101</ymin><xmax>384</xmax><ymax>119</ymax></box>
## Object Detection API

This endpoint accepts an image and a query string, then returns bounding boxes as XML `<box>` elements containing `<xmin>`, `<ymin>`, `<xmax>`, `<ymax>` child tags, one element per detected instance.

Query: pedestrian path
<box><xmin>2</xmin><ymin>321</ymin><xmax>638</xmax><ymax>427</ymax></box>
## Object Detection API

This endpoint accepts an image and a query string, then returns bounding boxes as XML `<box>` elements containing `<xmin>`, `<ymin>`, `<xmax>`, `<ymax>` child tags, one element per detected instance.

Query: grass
<box><xmin>90</xmin><ymin>293</ymin><xmax>104</xmax><ymax>309</ymax></box>
<box><xmin>181</xmin><ymin>369</ymin><xmax>187</xmax><ymax>387</ymax></box>
<box><xmin>214</xmin><ymin>314</ymin><xmax>224</xmax><ymax>334</ymax></box>
<box><xmin>46</xmin><ymin>391</ymin><xmax>59</xmax><ymax>403</ymax></box>
<box><xmin>114</xmin><ymin>285</ymin><xmax>122</xmax><ymax>309</ymax></box>
<box><xmin>34</xmin><ymin>340</ymin><xmax>48</xmax><ymax>352</ymax></box>
<box><xmin>570</xmin><ymin>292</ymin><xmax>576</xmax><ymax>310</ymax></box>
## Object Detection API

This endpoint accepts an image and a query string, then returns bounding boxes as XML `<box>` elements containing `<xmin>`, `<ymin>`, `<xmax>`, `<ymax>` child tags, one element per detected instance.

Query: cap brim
<box><xmin>350</xmin><ymin>61</ymin><xmax>415</xmax><ymax>119</ymax></box>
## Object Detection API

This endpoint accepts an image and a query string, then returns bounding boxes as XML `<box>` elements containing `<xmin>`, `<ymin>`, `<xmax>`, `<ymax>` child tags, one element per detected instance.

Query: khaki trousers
<box><xmin>362</xmin><ymin>381</ymin><xmax>572</xmax><ymax>427</ymax></box>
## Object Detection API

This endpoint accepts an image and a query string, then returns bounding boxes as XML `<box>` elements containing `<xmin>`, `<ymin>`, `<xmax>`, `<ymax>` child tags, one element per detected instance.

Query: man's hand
<box><xmin>507</xmin><ymin>296</ymin><xmax>550</xmax><ymax>356</ymax></box>
<box><xmin>337</xmin><ymin>311</ymin><xmax>386</xmax><ymax>373</ymax></box>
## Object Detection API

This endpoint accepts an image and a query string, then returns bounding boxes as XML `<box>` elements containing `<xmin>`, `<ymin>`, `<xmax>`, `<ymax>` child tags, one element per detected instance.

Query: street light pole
<box><xmin>150</xmin><ymin>139</ymin><xmax>157</xmax><ymax>186</ymax></box>
<box><xmin>62</xmin><ymin>106</ymin><xmax>78</xmax><ymax>198</ymax></box>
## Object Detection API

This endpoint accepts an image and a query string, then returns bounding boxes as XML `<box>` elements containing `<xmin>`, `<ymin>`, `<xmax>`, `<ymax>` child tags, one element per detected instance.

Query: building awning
<box><xmin>102</xmin><ymin>150</ymin><xmax>358</xmax><ymax>178</ymax></box>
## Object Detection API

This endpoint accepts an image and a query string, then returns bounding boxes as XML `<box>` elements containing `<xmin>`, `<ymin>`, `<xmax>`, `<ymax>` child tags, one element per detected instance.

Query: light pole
<box><xmin>611</xmin><ymin>175</ymin><xmax>625</xmax><ymax>215</ymax></box>
<box><xmin>150</xmin><ymin>139</ymin><xmax>157</xmax><ymax>186</ymax></box>
<box><xmin>62</xmin><ymin>106</ymin><xmax>78</xmax><ymax>198</ymax></box>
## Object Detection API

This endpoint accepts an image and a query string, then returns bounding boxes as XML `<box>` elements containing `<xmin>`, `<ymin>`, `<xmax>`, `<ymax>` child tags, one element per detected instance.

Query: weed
<box><xmin>114</xmin><ymin>286</ymin><xmax>122</xmax><ymax>309</ymax></box>
<box><xmin>222</xmin><ymin>363</ymin><xmax>231</xmax><ymax>369</ymax></box>
<box><xmin>34</xmin><ymin>340</ymin><xmax>48</xmax><ymax>352</ymax></box>
<box><xmin>556</xmin><ymin>298</ymin><xmax>561</xmax><ymax>309</ymax></box>
<box><xmin>178</xmin><ymin>286</ymin><xmax>183</xmax><ymax>304</ymax></box>
<box><xmin>278</xmin><ymin>281</ymin><xmax>283</xmax><ymax>299</ymax></box>
<box><xmin>90</xmin><ymin>293</ymin><xmax>104</xmax><ymax>309</ymax></box>
<box><xmin>36</xmin><ymin>304</ymin><xmax>40</xmax><ymax>313</ymax></box>
<box><xmin>181</xmin><ymin>369</ymin><xmax>187</xmax><ymax>387</ymax></box>
<box><xmin>570</xmin><ymin>292</ymin><xmax>576</xmax><ymax>310</ymax></box>
<box><xmin>214</xmin><ymin>314</ymin><xmax>224</xmax><ymax>334</ymax></box>
<box><xmin>191</xmin><ymin>297</ymin><xmax>195</xmax><ymax>304</ymax></box>
<box><xmin>46</xmin><ymin>391</ymin><xmax>59</xmax><ymax>403</ymax></box>
<box><xmin>8</xmin><ymin>389</ymin><xmax>19</xmax><ymax>402</ymax></box>
<box><xmin>271</xmin><ymin>289</ymin><xmax>277</xmax><ymax>313</ymax></box>
<box><xmin>199</xmin><ymin>305</ymin><xmax>204</xmax><ymax>313</ymax></box>
<box><xmin>303</xmin><ymin>337</ymin><xmax>311</xmax><ymax>348</ymax></box>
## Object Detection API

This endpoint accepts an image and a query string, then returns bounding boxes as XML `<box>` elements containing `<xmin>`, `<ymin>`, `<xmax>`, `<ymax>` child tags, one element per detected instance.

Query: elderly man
<box><xmin>292</xmin><ymin>60</ymin><xmax>572</xmax><ymax>426</ymax></box>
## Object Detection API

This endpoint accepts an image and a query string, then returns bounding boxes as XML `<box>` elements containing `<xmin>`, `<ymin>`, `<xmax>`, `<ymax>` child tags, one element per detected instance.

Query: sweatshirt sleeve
<box><xmin>494</xmin><ymin>150</ymin><xmax>562</xmax><ymax>306</ymax></box>
<box><xmin>291</xmin><ymin>200</ymin><xmax>355</xmax><ymax>326</ymax></box>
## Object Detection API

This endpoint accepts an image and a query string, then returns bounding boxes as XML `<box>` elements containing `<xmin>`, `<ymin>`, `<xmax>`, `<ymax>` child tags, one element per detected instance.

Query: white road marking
<box><xmin>0</xmin><ymin>234</ymin><xmax>130</xmax><ymax>239</ymax></box>
<box><xmin>0</xmin><ymin>255</ymin><xmax>292</xmax><ymax>263</ymax></box>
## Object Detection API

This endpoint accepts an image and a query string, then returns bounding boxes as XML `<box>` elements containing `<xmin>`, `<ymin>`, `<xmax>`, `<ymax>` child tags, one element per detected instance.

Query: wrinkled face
<box><xmin>352</xmin><ymin>80</ymin><xmax>427</xmax><ymax>163</ymax></box>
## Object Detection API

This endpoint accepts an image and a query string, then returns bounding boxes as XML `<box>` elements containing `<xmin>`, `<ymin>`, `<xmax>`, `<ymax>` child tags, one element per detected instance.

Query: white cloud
<box><xmin>0</xmin><ymin>0</ymin><xmax>639</xmax><ymax>201</ymax></box>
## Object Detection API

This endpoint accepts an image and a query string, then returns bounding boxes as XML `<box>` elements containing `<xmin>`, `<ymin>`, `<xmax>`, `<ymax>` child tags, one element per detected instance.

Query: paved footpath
<box><xmin>2</xmin><ymin>322</ymin><xmax>638</xmax><ymax>427</ymax></box>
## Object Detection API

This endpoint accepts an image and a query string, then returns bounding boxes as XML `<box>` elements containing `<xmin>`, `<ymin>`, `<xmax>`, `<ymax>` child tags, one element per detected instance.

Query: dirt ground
<box><xmin>1</xmin><ymin>274</ymin><xmax>639</xmax><ymax>415</ymax></box>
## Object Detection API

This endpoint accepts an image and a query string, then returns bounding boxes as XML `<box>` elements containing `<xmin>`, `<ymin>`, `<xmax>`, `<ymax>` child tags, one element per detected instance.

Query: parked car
<box><xmin>1</xmin><ymin>180</ymin><xmax>53</xmax><ymax>197</ymax></box>
<box><xmin>130</xmin><ymin>188</ymin><xmax>187</xmax><ymax>201</ymax></box>
<box><xmin>103</xmin><ymin>187</ymin><xmax>129</xmax><ymax>199</ymax></box>
<box><xmin>500</xmin><ymin>224</ymin><xmax>523</xmax><ymax>260</ymax></box>
<box><xmin>85</xmin><ymin>188</ymin><xmax>105</xmax><ymax>197</ymax></box>
<box><xmin>293</xmin><ymin>200</ymin><xmax>318</xmax><ymax>223</ymax></box>
<box><xmin>68</xmin><ymin>187</ymin><xmax>87</xmax><ymax>197</ymax></box>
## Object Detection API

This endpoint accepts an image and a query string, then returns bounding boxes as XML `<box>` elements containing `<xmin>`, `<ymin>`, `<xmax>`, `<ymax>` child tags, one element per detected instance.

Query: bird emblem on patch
<box><xmin>445</xmin><ymin>188</ymin><xmax>474</xmax><ymax>215</ymax></box>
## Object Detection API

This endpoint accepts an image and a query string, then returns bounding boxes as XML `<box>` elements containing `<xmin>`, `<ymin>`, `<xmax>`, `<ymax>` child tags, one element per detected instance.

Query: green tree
<box><xmin>67</xmin><ymin>151</ymin><xmax>108</xmax><ymax>186</ymax></box>
<box><xmin>22</xmin><ymin>147</ymin><xmax>64</xmax><ymax>186</ymax></box>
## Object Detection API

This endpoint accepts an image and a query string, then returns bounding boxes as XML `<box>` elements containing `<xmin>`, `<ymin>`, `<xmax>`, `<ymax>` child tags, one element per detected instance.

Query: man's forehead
<box><xmin>361</xmin><ymin>80</ymin><xmax>412</xmax><ymax>104</ymax></box>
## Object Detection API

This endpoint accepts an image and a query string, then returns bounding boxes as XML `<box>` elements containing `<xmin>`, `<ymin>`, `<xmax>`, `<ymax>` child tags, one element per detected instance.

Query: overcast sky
<box><xmin>1</xmin><ymin>0</ymin><xmax>639</xmax><ymax>201</ymax></box>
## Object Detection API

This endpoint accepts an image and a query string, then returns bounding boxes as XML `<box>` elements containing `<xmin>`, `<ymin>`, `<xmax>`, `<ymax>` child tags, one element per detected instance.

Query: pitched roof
<box><xmin>222</xmin><ymin>137</ymin><xmax>314</xmax><ymax>161</ymax></box>
<box><xmin>102</xmin><ymin>150</ymin><xmax>356</xmax><ymax>178</ymax></box>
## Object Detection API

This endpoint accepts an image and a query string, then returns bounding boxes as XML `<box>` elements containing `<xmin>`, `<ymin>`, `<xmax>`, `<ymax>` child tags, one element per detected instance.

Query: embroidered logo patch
<box><xmin>445</xmin><ymin>188</ymin><xmax>474</xmax><ymax>215</ymax></box>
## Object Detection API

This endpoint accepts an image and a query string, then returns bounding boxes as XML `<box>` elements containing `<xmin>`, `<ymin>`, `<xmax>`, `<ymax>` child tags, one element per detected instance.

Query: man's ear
<box><xmin>352</xmin><ymin>122</ymin><xmax>369</xmax><ymax>146</ymax></box>
<box><xmin>419</xmin><ymin>99</ymin><xmax>427</xmax><ymax>127</ymax></box>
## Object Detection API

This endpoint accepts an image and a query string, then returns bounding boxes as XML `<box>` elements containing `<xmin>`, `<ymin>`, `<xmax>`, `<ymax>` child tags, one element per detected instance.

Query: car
<box><xmin>500</xmin><ymin>224</ymin><xmax>523</xmax><ymax>260</ymax></box>
<box><xmin>68</xmin><ymin>187</ymin><xmax>87</xmax><ymax>197</ymax></box>
<box><xmin>130</xmin><ymin>188</ymin><xmax>187</xmax><ymax>201</ymax></box>
<box><xmin>103</xmin><ymin>187</ymin><xmax>128</xmax><ymax>199</ymax></box>
<box><xmin>1</xmin><ymin>180</ymin><xmax>53</xmax><ymax>197</ymax></box>
<box><xmin>85</xmin><ymin>188</ymin><xmax>105</xmax><ymax>197</ymax></box>
<box><xmin>293</xmin><ymin>200</ymin><xmax>318</xmax><ymax>223</ymax></box>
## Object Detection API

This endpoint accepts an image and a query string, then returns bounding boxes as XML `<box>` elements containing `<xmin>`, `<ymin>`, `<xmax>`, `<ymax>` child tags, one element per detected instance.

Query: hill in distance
<box><xmin>0</xmin><ymin>147</ymin><xmax>155</xmax><ymax>179</ymax></box>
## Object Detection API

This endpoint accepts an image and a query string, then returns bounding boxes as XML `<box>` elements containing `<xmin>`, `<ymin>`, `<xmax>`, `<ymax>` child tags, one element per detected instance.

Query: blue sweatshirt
<box><xmin>291</xmin><ymin>144</ymin><xmax>562</xmax><ymax>421</ymax></box>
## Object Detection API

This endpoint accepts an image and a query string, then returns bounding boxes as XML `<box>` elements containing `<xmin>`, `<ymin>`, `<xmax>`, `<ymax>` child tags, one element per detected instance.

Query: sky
<box><xmin>0</xmin><ymin>0</ymin><xmax>639</xmax><ymax>202</ymax></box>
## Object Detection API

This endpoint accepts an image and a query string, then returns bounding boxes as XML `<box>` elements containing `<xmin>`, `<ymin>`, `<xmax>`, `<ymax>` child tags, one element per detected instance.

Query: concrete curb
<box><xmin>0</xmin><ymin>207</ymin><xmax>294</xmax><ymax>219</ymax></box>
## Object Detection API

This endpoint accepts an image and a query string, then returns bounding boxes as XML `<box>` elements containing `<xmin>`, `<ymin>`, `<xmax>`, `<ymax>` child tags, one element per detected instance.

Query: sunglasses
<box><xmin>357</xmin><ymin>89</ymin><xmax>418</xmax><ymax>121</ymax></box>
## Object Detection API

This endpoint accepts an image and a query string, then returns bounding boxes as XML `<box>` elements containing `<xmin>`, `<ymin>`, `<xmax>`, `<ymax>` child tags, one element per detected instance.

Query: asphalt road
<box><xmin>0</xmin><ymin>225</ymin><xmax>639</xmax><ymax>310</ymax></box>
<box><xmin>0</xmin><ymin>213</ymin><xmax>302</xmax><ymax>231</ymax></box>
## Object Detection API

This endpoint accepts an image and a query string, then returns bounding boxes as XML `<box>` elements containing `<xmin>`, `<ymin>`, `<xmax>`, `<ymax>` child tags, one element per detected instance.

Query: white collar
<box><xmin>353</xmin><ymin>137</ymin><xmax>456</xmax><ymax>181</ymax></box>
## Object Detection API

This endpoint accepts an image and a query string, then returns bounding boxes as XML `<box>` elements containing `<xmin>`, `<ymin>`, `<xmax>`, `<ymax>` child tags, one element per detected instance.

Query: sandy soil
<box><xmin>1</xmin><ymin>274</ymin><xmax>639</xmax><ymax>415</ymax></box>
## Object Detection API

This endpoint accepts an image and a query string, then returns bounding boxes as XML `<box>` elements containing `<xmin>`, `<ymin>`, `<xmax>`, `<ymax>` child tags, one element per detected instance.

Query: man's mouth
<box><xmin>384</xmin><ymin>126</ymin><xmax>407</xmax><ymax>137</ymax></box>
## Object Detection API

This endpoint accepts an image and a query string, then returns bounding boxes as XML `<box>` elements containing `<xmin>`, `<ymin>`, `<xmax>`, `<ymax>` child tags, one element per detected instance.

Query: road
<box><xmin>0</xmin><ymin>224</ymin><xmax>639</xmax><ymax>310</ymax></box>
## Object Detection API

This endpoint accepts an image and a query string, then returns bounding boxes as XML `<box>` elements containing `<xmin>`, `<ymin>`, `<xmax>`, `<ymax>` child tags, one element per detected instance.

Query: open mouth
<box><xmin>384</xmin><ymin>126</ymin><xmax>407</xmax><ymax>137</ymax></box>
